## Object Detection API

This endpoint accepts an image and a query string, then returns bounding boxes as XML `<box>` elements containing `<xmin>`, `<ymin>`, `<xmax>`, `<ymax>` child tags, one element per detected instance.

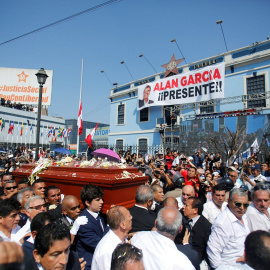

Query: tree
<box><xmin>208</xmin><ymin>126</ymin><xmax>246</xmax><ymax>166</ymax></box>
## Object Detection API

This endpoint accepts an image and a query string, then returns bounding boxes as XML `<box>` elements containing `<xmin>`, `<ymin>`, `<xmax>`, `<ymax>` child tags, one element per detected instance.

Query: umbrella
<box><xmin>91</xmin><ymin>148</ymin><xmax>120</xmax><ymax>162</ymax></box>
<box><xmin>0</xmin><ymin>147</ymin><xmax>6</xmax><ymax>153</ymax></box>
<box><xmin>53</xmin><ymin>147</ymin><xmax>72</xmax><ymax>155</ymax></box>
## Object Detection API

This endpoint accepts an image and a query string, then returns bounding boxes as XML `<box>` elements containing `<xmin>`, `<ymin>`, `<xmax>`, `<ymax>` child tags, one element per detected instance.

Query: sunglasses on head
<box><xmin>234</xmin><ymin>202</ymin><xmax>249</xmax><ymax>209</ymax></box>
<box><xmin>5</xmin><ymin>186</ymin><xmax>17</xmax><ymax>190</ymax></box>
<box><xmin>254</xmin><ymin>185</ymin><xmax>268</xmax><ymax>191</ymax></box>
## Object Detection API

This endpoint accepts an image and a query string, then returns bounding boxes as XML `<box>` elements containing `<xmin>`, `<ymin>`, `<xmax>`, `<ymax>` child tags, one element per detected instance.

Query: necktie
<box><xmin>186</xmin><ymin>219</ymin><xmax>193</xmax><ymax>244</ymax></box>
<box><xmin>97</xmin><ymin>215</ymin><xmax>104</xmax><ymax>231</ymax></box>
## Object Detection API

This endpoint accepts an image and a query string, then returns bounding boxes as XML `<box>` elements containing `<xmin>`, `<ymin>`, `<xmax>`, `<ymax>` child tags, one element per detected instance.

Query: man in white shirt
<box><xmin>177</xmin><ymin>185</ymin><xmax>195</xmax><ymax>209</ymax></box>
<box><xmin>15</xmin><ymin>196</ymin><xmax>46</xmax><ymax>244</ymax></box>
<box><xmin>203</xmin><ymin>185</ymin><xmax>228</xmax><ymax>224</ymax></box>
<box><xmin>172</xmin><ymin>151</ymin><xmax>180</xmax><ymax>167</ymax></box>
<box><xmin>207</xmin><ymin>188</ymin><xmax>250</xmax><ymax>269</ymax></box>
<box><xmin>92</xmin><ymin>206</ymin><xmax>132</xmax><ymax>270</ymax></box>
<box><xmin>216</xmin><ymin>230</ymin><xmax>270</xmax><ymax>270</ymax></box>
<box><xmin>131</xmin><ymin>206</ymin><xmax>195</xmax><ymax>270</ymax></box>
<box><xmin>242</xmin><ymin>164</ymin><xmax>266</xmax><ymax>190</ymax></box>
<box><xmin>245</xmin><ymin>183</ymin><xmax>270</xmax><ymax>231</ymax></box>
<box><xmin>0</xmin><ymin>198</ymin><xmax>21</xmax><ymax>241</ymax></box>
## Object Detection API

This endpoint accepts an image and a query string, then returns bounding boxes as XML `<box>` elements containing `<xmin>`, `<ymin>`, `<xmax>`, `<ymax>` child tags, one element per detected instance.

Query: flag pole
<box><xmin>77</xmin><ymin>58</ymin><xmax>84</xmax><ymax>155</ymax></box>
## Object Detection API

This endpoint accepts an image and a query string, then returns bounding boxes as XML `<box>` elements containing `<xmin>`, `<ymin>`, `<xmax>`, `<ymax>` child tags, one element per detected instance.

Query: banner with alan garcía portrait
<box><xmin>137</xmin><ymin>62</ymin><xmax>225</xmax><ymax>110</ymax></box>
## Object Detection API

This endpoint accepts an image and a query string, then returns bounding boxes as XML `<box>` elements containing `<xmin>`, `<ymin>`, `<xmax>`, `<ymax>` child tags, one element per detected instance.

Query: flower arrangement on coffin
<box><xmin>54</xmin><ymin>156</ymin><xmax>73</xmax><ymax>166</ymax></box>
<box><xmin>115</xmin><ymin>170</ymin><xmax>141</xmax><ymax>180</ymax></box>
<box><xmin>29</xmin><ymin>158</ymin><xmax>52</xmax><ymax>185</ymax></box>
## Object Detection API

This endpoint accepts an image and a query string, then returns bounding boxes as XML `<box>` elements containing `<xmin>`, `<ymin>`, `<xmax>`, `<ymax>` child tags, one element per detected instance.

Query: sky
<box><xmin>1</xmin><ymin>0</ymin><xmax>269</xmax><ymax>125</ymax></box>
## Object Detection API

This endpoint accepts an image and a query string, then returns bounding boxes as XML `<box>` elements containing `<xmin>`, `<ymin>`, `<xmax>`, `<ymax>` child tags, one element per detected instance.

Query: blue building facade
<box><xmin>108</xmin><ymin>40</ymin><xmax>270</xmax><ymax>154</ymax></box>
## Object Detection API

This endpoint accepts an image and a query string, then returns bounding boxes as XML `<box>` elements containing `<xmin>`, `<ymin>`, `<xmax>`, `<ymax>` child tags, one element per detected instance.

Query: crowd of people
<box><xmin>0</xmin><ymin>146</ymin><xmax>270</xmax><ymax>270</ymax></box>
<box><xmin>1</xmin><ymin>97</ymin><xmax>37</xmax><ymax>112</ymax></box>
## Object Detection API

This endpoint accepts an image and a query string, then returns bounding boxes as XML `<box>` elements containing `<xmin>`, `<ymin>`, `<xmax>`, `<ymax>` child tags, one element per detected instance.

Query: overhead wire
<box><xmin>0</xmin><ymin>0</ymin><xmax>123</xmax><ymax>46</ymax></box>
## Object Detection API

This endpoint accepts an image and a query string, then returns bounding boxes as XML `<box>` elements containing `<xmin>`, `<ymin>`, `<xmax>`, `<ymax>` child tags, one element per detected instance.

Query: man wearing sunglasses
<box><xmin>207</xmin><ymin>188</ymin><xmax>250</xmax><ymax>269</ymax></box>
<box><xmin>2</xmin><ymin>179</ymin><xmax>18</xmax><ymax>199</ymax></box>
<box><xmin>245</xmin><ymin>183</ymin><xmax>270</xmax><ymax>232</ymax></box>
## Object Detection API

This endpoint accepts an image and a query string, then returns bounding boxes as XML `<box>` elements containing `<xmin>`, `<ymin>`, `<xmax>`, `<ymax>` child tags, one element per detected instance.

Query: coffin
<box><xmin>13</xmin><ymin>161</ymin><xmax>148</xmax><ymax>211</ymax></box>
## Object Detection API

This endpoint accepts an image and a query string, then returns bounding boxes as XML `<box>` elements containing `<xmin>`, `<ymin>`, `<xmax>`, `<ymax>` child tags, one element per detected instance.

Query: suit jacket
<box><xmin>138</xmin><ymin>99</ymin><xmax>154</xmax><ymax>108</ymax></box>
<box><xmin>76</xmin><ymin>209</ymin><xmax>106</xmax><ymax>270</ymax></box>
<box><xmin>176</xmin><ymin>244</ymin><xmax>200</xmax><ymax>270</ymax></box>
<box><xmin>175</xmin><ymin>215</ymin><xmax>212</xmax><ymax>263</ymax></box>
<box><xmin>128</xmin><ymin>205</ymin><xmax>156</xmax><ymax>233</ymax></box>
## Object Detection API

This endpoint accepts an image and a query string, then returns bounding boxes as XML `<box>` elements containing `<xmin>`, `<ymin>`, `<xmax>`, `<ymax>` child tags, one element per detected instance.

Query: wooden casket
<box><xmin>12</xmin><ymin>159</ymin><xmax>148</xmax><ymax>212</ymax></box>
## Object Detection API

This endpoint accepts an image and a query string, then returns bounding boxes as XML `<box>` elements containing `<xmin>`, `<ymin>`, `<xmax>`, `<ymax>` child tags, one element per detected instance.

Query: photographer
<box><xmin>152</xmin><ymin>168</ymin><xmax>173</xmax><ymax>194</ymax></box>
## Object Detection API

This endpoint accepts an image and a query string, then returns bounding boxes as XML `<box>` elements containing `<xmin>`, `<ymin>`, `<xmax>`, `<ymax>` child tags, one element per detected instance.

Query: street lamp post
<box><xmin>35</xmin><ymin>68</ymin><xmax>48</xmax><ymax>161</ymax></box>
<box><xmin>216</xmin><ymin>20</ymin><xmax>228</xmax><ymax>52</ymax></box>
<box><xmin>170</xmin><ymin>39</ymin><xmax>187</xmax><ymax>64</ymax></box>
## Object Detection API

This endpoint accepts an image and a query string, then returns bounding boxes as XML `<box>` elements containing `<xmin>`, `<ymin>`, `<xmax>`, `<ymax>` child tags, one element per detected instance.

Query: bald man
<box><xmin>164</xmin><ymin>197</ymin><xmax>179</xmax><ymax>209</ymax></box>
<box><xmin>177</xmin><ymin>185</ymin><xmax>195</xmax><ymax>209</ymax></box>
<box><xmin>61</xmin><ymin>195</ymin><xmax>81</xmax><ymax>227</ymax></box>
<box><xmin>131</xmin><ymin>207</ymin><xmax>194</xmax><ymax>270</ymax></box>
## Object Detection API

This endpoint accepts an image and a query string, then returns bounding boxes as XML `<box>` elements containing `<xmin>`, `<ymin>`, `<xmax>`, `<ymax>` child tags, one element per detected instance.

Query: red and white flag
<box><xmin>85</xmin><ymin>122</ymin><xmax>99</xmax><ymax>148</ymax></box>
<box><xmin>77</xmin><ymin>100</ymin><xmax>83</xmax><ymax>135</ymax></box>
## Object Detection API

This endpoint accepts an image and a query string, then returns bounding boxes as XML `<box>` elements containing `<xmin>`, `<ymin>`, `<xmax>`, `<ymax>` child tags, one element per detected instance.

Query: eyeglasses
<box><xmin>5</xmin><ymin>186</ymin><xmax>17</xmax><ymax>190</ymax></box>
<box><xmin>254</xmin><ymin>185</ymin><xmax>268</xmax><ymax>191</ymax></box>
<box><xmin>29</xmin><ymin>203</ymin><xmax>46</xmax><ymax>210</ymax></box>
<box><xmin>228</xmin><ymin>174</ymin><xmax>237</xmax><ymax>178</ymax></box>
<box><xmin>234</xmin><ymin>202</ymin><xmax>249</xmax><ymax>209</ymax></box>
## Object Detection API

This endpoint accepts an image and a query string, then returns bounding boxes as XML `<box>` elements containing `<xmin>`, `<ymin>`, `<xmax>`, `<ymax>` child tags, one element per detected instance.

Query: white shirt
<box><xmin>245</xmin><ymin>202</ymin><xmax>270</xmax><ymax>232</ymax></box>
<box><xmin>131</xmin><ymin>230</ymin><xmax>195</xmax><ymax>270</ymax></box>
<box><xmin>0</xmin><ymin>225</ymin><xmax>21</xmax><ymax>242</ymax></box>
<box><xmin>217</xmin><ymin>263</ymin><xmax>254</xmax><ymax>270</ymax></box>
<box><xmin>176</xmin><ymin>196</ymin><xmax>184</xmax><ymax>209</ymax></box>
<box><xmin>203</xmin><ymin>200</ymin><xmax>228</xmax><ymax>224</ymax></box>
<box><xmin>246</xmin><ymin>174</ymin><xmax>266</xmax><ymax>190</ymax></box>
<box><xmin>172</xmin><ymin>156</ymin><xmax>180</xmax><ymax>166</ymax></box>
<box><xmin>87</xmin><ymin>209</ymin><xmax>104</xmax><ymax>231</ymax></box>
<box><xmin>150</xmin><ymin>201</ymin><xmax>160</xmax><ymax>211</ymax></box>
<box><xmin>207</xmin><ymin>207</ymin><xmax>250</xmax><ymax>269</ymax></box>
<box><xmin>91</xmin><ymin>229</ymin><xmax>122</xmax><ymax>270</ymax></box>
<box><xmin>14</xmin><ymin>219</ymin><xmax>31</xmax><ymax>244</ymax></box>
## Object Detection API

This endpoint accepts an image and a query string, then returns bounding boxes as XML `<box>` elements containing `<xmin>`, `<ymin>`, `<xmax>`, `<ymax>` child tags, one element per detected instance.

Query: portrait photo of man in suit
<box><xmin>138</xmin><ymin>85</ymin><xmax>154</xmax><ymax>108</ymax></box>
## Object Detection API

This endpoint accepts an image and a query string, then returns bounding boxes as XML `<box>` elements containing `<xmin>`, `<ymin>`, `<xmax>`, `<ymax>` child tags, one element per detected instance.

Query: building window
<box><xmin>200</xmin><ymin>102</ymin><xmax>214</xmax><ymax>114</ymax></box>
<box><xmin>117</xmin><ymin>104</ymin><xmax>125</xmax><ymax>125</ymax></box>
<box><xmin>246</xmin><ymin>75</ymin><xmax>266</xmax><ymax>108</ymax></box>
<box><xmin>237</xmin><ymin>115</ymin><xmax>247</xmax><ymax>131</ymax></box>
<box><xmin>138</xmin><ymin>138</ymin><xmax>148</xmax><ymax>155</ymax></box>
<box><xmin>219</xmin><ymin>117</ymin><xmax>225</xmax><ymax>132</ymax></box>
<box><xmin>115</xmin><ymin>139</ymin><xmax>124</xmax><ymax>151</ymax></box>
<box><xmin>139</xmin><ymin>107</ymin><xmax>149</xmax><ymax>122</ymax></box>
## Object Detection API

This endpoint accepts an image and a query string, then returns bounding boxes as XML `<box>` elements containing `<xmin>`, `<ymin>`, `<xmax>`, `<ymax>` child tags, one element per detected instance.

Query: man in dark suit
<box><xmin>138</xmin><ymin>85</ymin><xmax>154</xmax><ymax>108</ymax></box>
<box><xmin>175</xmin><ymin>197</ymin><xmax>212</xmax><ymax>265</ymax></box>
<box><xmin>151</xmin><ymin>184</ymin><xmax>164</xmax><ymax>213</ymax></box>
<box><xmin>33</xmin><ymin>222</ymin><xmax>82</xmax><ymax>270</ymax></box>
<box><xmin>128</xmin><ymin>185</ymin><xmax>156</xmax><ymax>233</ymax></box>
<box><xmin>61</xmin><ymin>195</ymin><xmax>81</xmax><ymax>228</ymax></box>
<box><xmin>76</xmin><ymin>184</ymin><xmax>107</xmax><ymax>269</ymax></box>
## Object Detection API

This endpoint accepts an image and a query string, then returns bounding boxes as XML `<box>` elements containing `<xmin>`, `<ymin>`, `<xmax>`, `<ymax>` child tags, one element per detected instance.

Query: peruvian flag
<box><xmin>77</xmin><ymin>100</ymin><xmax>83</xmax><ymax>135</ymax></box>
<box><xmin>85</xmin><ymin>122</ymin><xmax>99</xmax><ymax>148</ymax></box>
<box><xmin>8</xmin><ymin>121</ymin><xmax>14</xmax><ymax>134</ymax></box>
